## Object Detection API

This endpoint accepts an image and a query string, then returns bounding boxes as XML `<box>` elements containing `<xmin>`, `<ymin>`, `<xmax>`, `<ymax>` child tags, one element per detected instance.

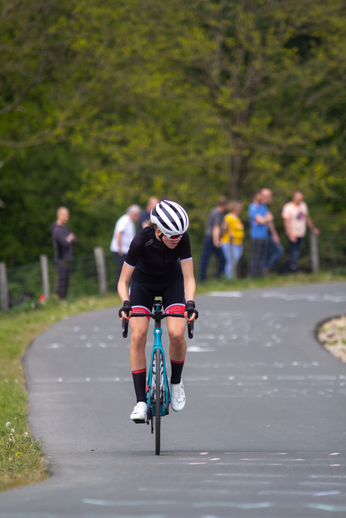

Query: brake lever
<box><xmin>187</xmin><ymin>320</ymin><xmax>194</xmax><ymax>339</ymax></box>
<box><xmin>122</xmin><ymin>318</ymin><xmax>129</xmax><ymax>338</ymax></box>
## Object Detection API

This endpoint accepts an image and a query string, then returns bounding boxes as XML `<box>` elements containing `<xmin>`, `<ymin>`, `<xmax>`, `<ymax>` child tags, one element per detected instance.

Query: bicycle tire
<box><xmin>155</xmin><ymin>347</ymin><xmax>161</xmax><ymax>455</ymax></box>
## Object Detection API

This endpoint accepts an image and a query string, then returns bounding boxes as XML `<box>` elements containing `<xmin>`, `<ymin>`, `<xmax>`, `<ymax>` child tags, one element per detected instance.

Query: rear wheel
<box><xmin>155</xmin><ymin>348</ymin><xmax>161</xmax><ymax>455</ymax></box>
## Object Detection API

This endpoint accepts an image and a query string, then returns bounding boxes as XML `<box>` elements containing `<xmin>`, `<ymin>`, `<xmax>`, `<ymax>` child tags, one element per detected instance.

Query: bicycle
<box><xmin>122</xmin><ymin>298</ymin><xmax>194</xmax><ymax>455</ymax></box>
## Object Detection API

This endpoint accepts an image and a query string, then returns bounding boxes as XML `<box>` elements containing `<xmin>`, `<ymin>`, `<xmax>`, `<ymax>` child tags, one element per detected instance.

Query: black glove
<box><xmin>185</xmin><ymin>300</ymin><xmax>198</xmax><ymax>320</ymax></box>
<box><xmin>119</xmin><ymin>300</ymin><xmax>131</xmax><ymax>319</ymax></box>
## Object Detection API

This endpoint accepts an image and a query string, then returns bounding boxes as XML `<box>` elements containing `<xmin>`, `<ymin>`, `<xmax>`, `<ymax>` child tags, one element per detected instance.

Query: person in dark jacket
<box><xmin>51</xmin><ymin>207</ymin><xmax>76</xmax><ymax>300</ymax></box>
<box><xmin>199</xmin><ymin>197</ymin><xmax>228</xmax><ymax>281</ymax></box>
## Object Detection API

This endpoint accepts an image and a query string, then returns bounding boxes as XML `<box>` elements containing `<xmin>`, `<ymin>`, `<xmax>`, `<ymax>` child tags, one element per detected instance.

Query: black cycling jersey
<box><xmin>130</xmin><ymin>265</ymin><xmax>185</xmax><ymax>312</ymax></box>
<box><xmin>125</xmin><ymin>227</ymin><xmax>192</xmax><ymax>276</ymax></box>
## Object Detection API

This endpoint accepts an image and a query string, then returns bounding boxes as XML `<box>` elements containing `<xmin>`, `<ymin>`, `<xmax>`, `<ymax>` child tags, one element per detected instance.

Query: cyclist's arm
<box><xmin>181</xmin><ymin>259</ymin><xmax>197</xmax><ymax>321</ymax></box>
<box><xmin>117</xmin><ymin>263</ymin><xmax>135</xmax><ymax>316</ymax></box>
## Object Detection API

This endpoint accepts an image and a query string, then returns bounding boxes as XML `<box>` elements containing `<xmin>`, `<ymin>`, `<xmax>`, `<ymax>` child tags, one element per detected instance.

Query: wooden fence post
<box><xmin>40</xmin><ymin>254</ymin><xmax>50</xmax><ymax>300</ymax></box>
<box><xmin>94</xmin><ymin>247</ymin><xmax>107</xmax><ymax>294</ymax></box>
<box><xmin>310</xmin><ymin>233</ymin><xmax>320</xmax><ymax>273</ymax></box>
<box><xmin>0</xmin><ymin>262</ymin><xmax>9</xmax><ymax>311</ymax></box>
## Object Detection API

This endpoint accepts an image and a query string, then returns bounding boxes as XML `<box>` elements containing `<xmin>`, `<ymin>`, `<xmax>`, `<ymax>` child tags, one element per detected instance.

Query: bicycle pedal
<box><xmin>132</xmin><ymin>418</ymin><xmax>146</xmax><ymax>424</ymax></box>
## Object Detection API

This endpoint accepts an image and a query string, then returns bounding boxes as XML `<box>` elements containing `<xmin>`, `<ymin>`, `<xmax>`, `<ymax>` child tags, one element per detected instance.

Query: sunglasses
<box><xmin>164</xmin><ymin>233</ymin><xmax>183</xmax><ymax>241</ymax></box>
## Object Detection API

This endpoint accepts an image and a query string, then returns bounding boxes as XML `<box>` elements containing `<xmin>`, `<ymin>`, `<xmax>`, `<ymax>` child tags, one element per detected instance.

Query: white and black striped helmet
<box><xmin>150</xmin><ymin>200</ymin><xmax>189</xmax><ymax>236</ymax></box>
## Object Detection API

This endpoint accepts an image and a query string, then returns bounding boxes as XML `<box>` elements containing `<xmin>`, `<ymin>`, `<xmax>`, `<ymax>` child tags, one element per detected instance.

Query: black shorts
<box><xmin>130</xmin><ymin>263</ymin><xmax>185</xmax><ymax>316</ymax></box>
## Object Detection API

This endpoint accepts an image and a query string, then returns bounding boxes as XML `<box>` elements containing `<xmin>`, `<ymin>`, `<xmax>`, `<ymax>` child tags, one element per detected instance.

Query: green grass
<box><xmin>196</xmin><ymin>269</ymin><xmax>346</xmax><ymax>294</ymax></box>
<box><xmin>0</xmin><ymin>270</ymin><xmax>345</xmax><ymax>492</ymax></box>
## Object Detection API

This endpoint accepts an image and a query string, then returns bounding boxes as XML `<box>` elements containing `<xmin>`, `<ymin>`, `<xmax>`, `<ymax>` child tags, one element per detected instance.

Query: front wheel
<box><xmin>155</xmin><ymin>348</ymin><xmax>161</xmax><ymax>455</ymax></box>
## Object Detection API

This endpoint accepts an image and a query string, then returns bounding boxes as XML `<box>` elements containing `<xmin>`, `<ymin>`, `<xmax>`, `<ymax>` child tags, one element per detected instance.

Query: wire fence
<box><xmin>1</xmin><ymin>230</ymin><xmax>345</xmax><ymax>311</ymax></box>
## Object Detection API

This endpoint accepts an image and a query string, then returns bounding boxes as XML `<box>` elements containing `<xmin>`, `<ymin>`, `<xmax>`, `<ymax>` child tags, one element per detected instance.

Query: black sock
<box><xmin>132</xmin><ymin>369</ymin><xmax>146</xmax><ymax>403</ymax></box>
<box><xmin>170</xmin><ymin>359</ymin><xmax>185</xmax><ymax>384</ymax></box>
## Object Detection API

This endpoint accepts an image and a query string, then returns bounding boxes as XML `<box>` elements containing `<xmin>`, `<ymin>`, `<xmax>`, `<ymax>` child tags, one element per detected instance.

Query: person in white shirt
<box><xmin>281</xmin><ymin>191</ymin><xmax>319</xmax><ymax>270</ymax></box>
<box><xmin>110</xmin><ymin>205</ymin><xmax>141</xmax><ymax>288</ymax></box>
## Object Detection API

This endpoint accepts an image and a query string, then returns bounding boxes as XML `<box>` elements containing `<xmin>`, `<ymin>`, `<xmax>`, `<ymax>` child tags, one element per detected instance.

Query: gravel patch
<box><xmin>318</xmin><ymin>315</ymin><xmax>346</xmax><ymax>363</ymax></box>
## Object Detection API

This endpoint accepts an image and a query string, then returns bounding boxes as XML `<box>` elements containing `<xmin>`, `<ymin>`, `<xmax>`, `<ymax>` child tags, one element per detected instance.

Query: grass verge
<box><xmin>0</xmin><ymin>270</ymin><xmax>345</xmax><ymax>492</ymax></box>
<box><xmin>196</xmin><ymin>269</ymin><xmax>346</xmax><ymax>294</ymax></box>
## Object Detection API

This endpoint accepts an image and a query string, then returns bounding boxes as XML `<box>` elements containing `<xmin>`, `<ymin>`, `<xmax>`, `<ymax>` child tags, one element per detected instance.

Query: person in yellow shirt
<box><xmin>220</xmin><ymin>201</ymin><xmax>244</xmax><ymax>279</ymax></box>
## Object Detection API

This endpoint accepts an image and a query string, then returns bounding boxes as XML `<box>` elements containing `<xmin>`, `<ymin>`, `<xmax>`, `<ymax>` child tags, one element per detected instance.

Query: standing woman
<box><xmin>220</xmin><ymin>201</ymin><xmax>244</xmax><ymax>279</ymax></box>
<box><xmin>118</xmin><ymin>200</ymin><xmax>199</xmax><ymax>423</ymax></box>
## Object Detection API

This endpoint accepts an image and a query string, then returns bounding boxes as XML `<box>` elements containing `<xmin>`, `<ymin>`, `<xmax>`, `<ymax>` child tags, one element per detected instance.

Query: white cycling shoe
<box><xmin>130</xmin><ymin>401</ymin><xmax>147</xmax><ymax>423</ymax></box>
<box><xmin>171</xmin><ymin>379</ymin><xmax>186</xmax><ymax>412</ymax></box>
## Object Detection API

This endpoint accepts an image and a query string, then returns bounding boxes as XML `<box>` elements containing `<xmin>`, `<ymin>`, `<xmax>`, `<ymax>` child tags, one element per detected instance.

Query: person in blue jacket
<box><xmin>248</xmin><ymin>191</ymin><xmax>273</xmax><ymax>278</ymax></box>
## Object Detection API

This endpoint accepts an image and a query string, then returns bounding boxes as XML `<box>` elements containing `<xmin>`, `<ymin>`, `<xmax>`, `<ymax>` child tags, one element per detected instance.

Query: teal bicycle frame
<box><xmin>147</xmin><ymin>314</ymin><xmax>171</xmax><ymax>419</ymax></box>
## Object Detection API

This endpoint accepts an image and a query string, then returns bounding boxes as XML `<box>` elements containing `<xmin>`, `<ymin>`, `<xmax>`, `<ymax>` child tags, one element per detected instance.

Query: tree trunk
<box><xmin>226</xmin><ymin>153</ymin><xmax>246</xmax><ymax>200</ymax></box>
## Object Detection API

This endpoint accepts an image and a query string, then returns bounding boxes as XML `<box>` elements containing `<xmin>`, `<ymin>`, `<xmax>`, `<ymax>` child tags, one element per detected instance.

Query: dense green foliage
<box><xmin>1</xmin><ymin>0</ymin><xmax>345</xmax><ymax>265</ymax></box>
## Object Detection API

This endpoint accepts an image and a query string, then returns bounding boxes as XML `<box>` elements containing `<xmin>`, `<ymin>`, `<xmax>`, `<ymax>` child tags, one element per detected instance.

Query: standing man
<box><xmin>199</xmin><ymin>197</ymin><xmax>228</xmax><ymax>281</ymax></box>
<box><xmin>51</xmin><ymin>207</ymin><xmax>76</xmax><ymax>300</ymax></box>
<box><xmin>248</xmin><ymin>190</ymin><xmax>273</xmax><ymax>278</ymax></box>
<box><xmin>261</xmin><ymin>188</ymin><xmax>284</xmax><ymax>273</ymax></box>
<box><xmin>138</xmin><ymin>197</ymin><xmax>159</xmax><ymax>230</ymax></box>
<box><xmin>110</xmin><ymin>205</ymin><xmax>141</xmax><ymax>288</ymax></box>
<box><xmin>282</xmin><ymin>191</ymin><xmax>320</xmax><ymax>271</ymax></box>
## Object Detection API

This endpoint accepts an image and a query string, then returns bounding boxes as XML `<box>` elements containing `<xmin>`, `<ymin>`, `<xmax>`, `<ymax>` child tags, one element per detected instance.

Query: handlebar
<box><xmin>122</xmin><ymin>313</ymin><xmax>194</xmax><ymax>339</ymax></box>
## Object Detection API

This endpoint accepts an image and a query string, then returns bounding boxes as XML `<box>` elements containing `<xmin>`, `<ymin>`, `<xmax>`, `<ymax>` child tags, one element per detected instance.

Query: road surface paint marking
<box><xmin>240</xmin><ymin>459</ymin><xmax>305</xmax><ymax>462</ymax></box>
<box><xmin>33</xmin><ymin>377</ymin><xmax>132</xmax><ymax>384</ymax></box>
<box><xmin>329</xmin><ymin>453</ymin><xmax>340</xmax><ymax>455</ymax></box>
<box><xmin>309</xmin><ymin>475</ymin><xmax>346</xmax><ymax>478</ymax></box>
<box><xmin>187</xmin><ymin>346</ymin><xmax>215</xmax><ymax>352</ymax></box>
<box><xmin>307</xmin><ymin>504</ymin><xmax>346</xmax><ymax>512</ymax></box>
<box><xmin>193</xmin><ymin>502</ymin><xmax>272</xmax><ymax>509</ymax></box>
<box><xmin>216</xmin><ymin>473</ymin><xmax>285</xmax><ymax>478</ymax></box>
<box><xmin>301</xmin><ymin>482</ymin><xmax>345</xmax><ymax>486</ymax></box>
<box><xmin>208</xmin><ymin>291</ymin><xmax>243</xmax><ymax>297</ymax></box>
<box><xmin>260</xmin><ymin>292</ymin><xmax>346</xmax><ymax>303</ymax></box>
<box><xmin>83</xmin><ymin>498</ymin><xmax>172</xmax><ymax>507</ymax></box>
<box><xmin>259</xmin><ymin>490</ymin><xmax>340</xmax><ymax>496</ymax></box>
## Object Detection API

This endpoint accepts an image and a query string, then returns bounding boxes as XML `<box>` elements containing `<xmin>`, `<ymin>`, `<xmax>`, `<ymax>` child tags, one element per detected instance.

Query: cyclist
<box><xmin>118</xmin><ymin>200</ymin><xmax>199</xmax><ymax>423</ymax></box>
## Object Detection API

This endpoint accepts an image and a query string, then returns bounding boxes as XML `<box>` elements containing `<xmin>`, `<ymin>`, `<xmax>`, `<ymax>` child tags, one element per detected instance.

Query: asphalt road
<box><xmin>1</xmin><ymin>282</ymin><xmax>346</xmax><ymax>518</ymax></box>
